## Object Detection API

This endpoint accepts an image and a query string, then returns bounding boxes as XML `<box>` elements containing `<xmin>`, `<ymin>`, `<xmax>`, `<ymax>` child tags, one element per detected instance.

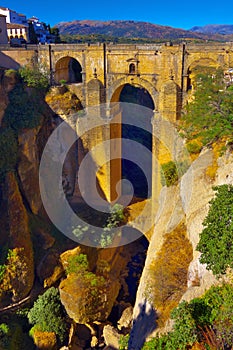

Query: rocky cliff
<box><xmin>0</xmin><ymin>69</ymin><xmax>54</xmax><ymax>306</ymax></box>
<box><xmin>132</xmin><ymin>146</ymin><xmax>233</xmax><ymax>343</ymax></box>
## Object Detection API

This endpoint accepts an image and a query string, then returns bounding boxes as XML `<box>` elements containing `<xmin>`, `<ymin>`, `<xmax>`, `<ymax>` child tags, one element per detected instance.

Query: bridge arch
<box><xmin>185</xmin><ymin>58</ymin><xmax>220</xmax><ymax>92</ymax></box>
<box><xmin>54</xmin><ymin>56</ymin><xmax>82</xmax><ymax>84</ymax></box>
<box><xmin>108</xmin><ymin>76</ymin><xmax>158</xmax><ymax>108</ymax></box>
<box><xmin>109</xmin><ymin>78</ymin><xmax>155</xmax><ymax>199</ymax></box>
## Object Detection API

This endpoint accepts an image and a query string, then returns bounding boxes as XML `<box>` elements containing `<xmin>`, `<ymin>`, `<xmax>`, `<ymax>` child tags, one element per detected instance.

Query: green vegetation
<box><xmin>3</xmin><ymin>84</ymin><xmax>43</xmax><ymax>131</ymax></box>
<box><xmin>19</xmin><ymin>66</ymin><xmax>50</xmax><ymax>93</ymax></box>
<box><xmin>161</xmin><ymin>161</ymin><xmax>178</xmax><ymax>186</ymax></box>
<box><xmin>160</xmin><ymin>160</ymin><xmax>189</xmax><ymax>187</ymax></box>
<box><xmin>71</xmin><ymin>203</ymin><xmax>125</xmax><ymax>247</ymax></box>
<box><xmin>0</xmin><ymin>323</ymin><xmax>10</xmax><ymax>348</ymax></box>
<box><xmin>143</xmin><ymin>182</ymin><xmax>233</xmax><ymax>349</ymax></box>
<box><xmin>27</xmin><ymin>287</ymin><xmax>67</xmax><ymax>343</ymax></box>
<box><xmin>142</xmin><ymin>283</ymin><xmax>233</xmax><ymax>349</ymax></box>
<box><xmin>197</xmin><ymin>184</ymin><xmax>233</xmax><ymax>275</ymax></box>
<box><xmin>180</xmin><ymin>67</ymin><xmax>233</xmax><ymax>146</ymax></box>
<box><xmin>60</xmin><ymin>33</ymin><xmax>212</xmax><ymax>45</ymax></box>
<box><xmin>65</xmin><ymin>253</ymin><xmax>88</xmax><ymax>274</ymax></box>
<box><xmin>186</xmin><ymin>140</ymin><xmax>203</xmax><ymax>155</ymax></box>
<box><xmin>65</xmin><ymin>253</ymin><xmax>105</xmax><ymax>287</ymax></box>
<box><xmin>119</xmin><ymin>334</ymin><xmax>130</xmax><ymax>349</ymax></box>
<box><xmin>100</xmin><ymin>203</ymin><xmax>125</xmax><ymax>247</ymax></box>
<box><xmin>0</xmin><ymin>127</ymin><xmax>18</xmax><ymax>180</ymax></box>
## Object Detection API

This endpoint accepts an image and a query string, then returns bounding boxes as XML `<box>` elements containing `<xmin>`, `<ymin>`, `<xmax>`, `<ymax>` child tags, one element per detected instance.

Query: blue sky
<box><xmin>0</xmin><ymin>0</ymin><xmax>232</xmax><ymax>29</ymax></box>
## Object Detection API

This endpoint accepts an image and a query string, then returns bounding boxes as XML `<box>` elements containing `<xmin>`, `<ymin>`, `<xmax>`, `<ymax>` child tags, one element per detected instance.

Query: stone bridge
<box><xmin>1</xmin><ymin>42</ymin><xmax>233</xmax><ymax>219</ymax></box>
<box><xmin>1</xmin><ymin>42</ymin><xmax>233</xmax><ymax>120</ymax></box>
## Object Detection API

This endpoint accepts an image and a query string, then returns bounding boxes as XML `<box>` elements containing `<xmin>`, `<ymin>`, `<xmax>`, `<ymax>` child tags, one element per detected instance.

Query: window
<box><xmin>129</xmin><ymin>63</ymin><xmax>136</xmax><ymax>74</ymax></box>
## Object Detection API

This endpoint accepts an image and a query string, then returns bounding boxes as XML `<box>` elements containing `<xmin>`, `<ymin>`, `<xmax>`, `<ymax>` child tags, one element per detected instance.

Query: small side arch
<box><xmin>185</xmin><ymin>58</ymin><xmax>220</xmax><ymax>91</ymax></box>
<box><xmin>54</xmin><ymin>56</ymin><xmax>82</xmax><ymax>84</ymax></box>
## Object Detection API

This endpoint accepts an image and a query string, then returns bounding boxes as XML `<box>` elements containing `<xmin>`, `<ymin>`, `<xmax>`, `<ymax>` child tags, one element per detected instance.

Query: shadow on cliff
<box><xmin>0</xmin><ymin>52</ymin><xmax>20</xmax><ymax>70</ymax></box>
<box><xmin>127</xmin><ymin>300</ymin><xmax>157</xmax><ymax>350</ymax></box>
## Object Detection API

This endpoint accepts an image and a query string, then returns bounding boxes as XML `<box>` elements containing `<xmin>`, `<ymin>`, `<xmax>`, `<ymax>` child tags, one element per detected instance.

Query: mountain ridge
<box><xmin>190</xmin><ymin>24</ymin><xmax>233</xmax><ymax>35</ymax></box>
<box><xmin>55</xmin><ymin>19</ymin><xmax>233</xmax><ymax>41</ymax></box>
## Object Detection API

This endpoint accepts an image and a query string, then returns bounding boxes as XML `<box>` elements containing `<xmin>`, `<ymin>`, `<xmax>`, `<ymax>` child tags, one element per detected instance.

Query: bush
<box><xmin>19</xmin><ymin>65</ymin><xmax>49</xmax><ymax>93</ymax></box>
<box><xmin>161</xmin><ymin>161</ymin><xmax>178</xmax><ymax>186</ymax></box>
<box><xmin>0</xmin><ymin>323</ymin><xmax>10</xmax><ymax>348</ymax></box>
<box><xmin>27</xmin><ymin>287</ymin><xmax>67</xmax><ymax>343</ymax></box>
<box><xmin>181</xmin><ymin>67</ymin><xmax>233</xmax><ymax>145</ymax></box>
<box><xmin>197</xmin><ymin>184</ymin><xmax>233</xmax><ymax>275</ymax></box>
<box><xmin>143</xmin><ymin>283</ymin><xmax>233</xmax><ymax>349</ymax></box>
<box><xmin>0</xmin><ymin>128</ymin><xmax>18</xmax><ymax>179</ymax></box>
<box><xmin>3</xmin><ymin>84</ymin><xmax>43</xmax><ymax>131</ymax></box>
<box><xmin>186</xmin><ymin>141</ymin><xmax>203</xmax><ymax>154</ymax></box>
<box><xmin>119</xmin><ymin>334</ymin><xmax>130</xmax><ymax>349</ymax></box>
<box><xmin>100</xmin><ymin>203</ymin><xmax>125</xmax><ymax>247</ymax></box>
<box><xmin>65</xmin><ymin>253</ymin><xmax>89</xmax><ymax>274</ymax></box>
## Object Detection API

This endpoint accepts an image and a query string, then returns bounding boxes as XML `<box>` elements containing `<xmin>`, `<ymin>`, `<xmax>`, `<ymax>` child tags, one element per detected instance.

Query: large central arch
<box><xmin>54</xmin><ymin>56</ymin><xmax>82</xmax><ymax>84</ymax></box>
<box><xmin>110</xmin><ymin>81</ymin><xmax>155</xmax><ymax>199</ymax></box>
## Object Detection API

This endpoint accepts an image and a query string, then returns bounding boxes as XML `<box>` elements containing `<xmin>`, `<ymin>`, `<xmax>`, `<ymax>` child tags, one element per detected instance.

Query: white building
<box><xmin>7</xmin><ymin>23</ymin><xmax>28</xmax><ymax>42</ymax></box>
<box><xmin>0</xmin><ymin>7</ymin><xmax>27</xmax><ymax>25</ymax></box>
<box><xmin>28</xmin><ymin>16</ymin><xmax>54</xmax><ymax>44</ymax></box>
<box><xmin>0</xmin><ymin>14</ymin><xmax>8</xmax><ymax>44</ymax></box>
<box><xmin>0</xmin><ymin>7</ymin><xmax>28</xmax><ymax>42</ymax></box>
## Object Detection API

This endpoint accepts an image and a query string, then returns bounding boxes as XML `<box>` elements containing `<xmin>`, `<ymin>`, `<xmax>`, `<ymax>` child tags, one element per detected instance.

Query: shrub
<box><xmin>181</xmin><ymin>67</ymin><xmax>233</xmax><ymax>145</ymax></box>
<box><xmin>100</xmin><ymin>203</ymin><xmax>125</xmax><ymax>247</ymax></box>
<box><xmin>161</xmin><ymin>161</ymin><xmax>178</xmax><ymax>186</ymax></box>
<box><xmin>19</xmin><ymin>65</ymin><xmax>49</xmax><ymax>93</ymax></box>
<box><xmin>197</xmin><ymin>184</ymin><xmax>233</xmax><ymax>275</ymax></box>
<box><xmin>143</xmin><ymin>283</ymin><xmax>233</xmax><ymax>349</ymax></box>
<box><xmin>0</xmin><ymin>323</ymin><xmax>10</xmax><ymax>348</ymax></box>
<box><xmin>65</xmin><ymin>253</ymin><xmax>89</xmax><ymax>275</ymax></box>
<box><xmin>3</xmin><ymin>84</ymin><xmax>43</xmax><ymax>131</ymax></box>
<box><xmin>119</xmin><ymin>334</ymin><xmax>130</xmax><ymax>349</ymax></box>
<box><xmin>186</xmin><ymin>141</ymin><xmax>203</xmax><ymax>154</ymax></box>
<box><xmin>0</xmin><ymin>128</ymin><xmax>18</xmax><ymax>179</ymax></box>
<box><xmin>27</xmin><ymin>287</ymin><xmax>67</xmax><ymax>343</ymax></box>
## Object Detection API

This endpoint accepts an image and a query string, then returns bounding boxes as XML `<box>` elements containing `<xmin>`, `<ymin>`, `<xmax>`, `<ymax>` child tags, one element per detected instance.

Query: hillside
<box><xmin>190</xmin><ymin>24</ymin><xmax>233</xmax><ymax>35</ymax></box>
<box><xmin>56</xmin><ymin>19</ymin><xmax>218</xmax><ymax>41</ymax></box>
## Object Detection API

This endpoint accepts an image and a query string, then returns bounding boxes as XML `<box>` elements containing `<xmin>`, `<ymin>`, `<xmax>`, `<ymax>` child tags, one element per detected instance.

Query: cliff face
<box><xmin>0</xmin><ymin>70</ymin><xmax>54</xmax><ymax>306</ymax></box>
<box><xmin>133</xmin><ymin>147</ymin><xmax>233</xmax><ymax>334</ymax></box>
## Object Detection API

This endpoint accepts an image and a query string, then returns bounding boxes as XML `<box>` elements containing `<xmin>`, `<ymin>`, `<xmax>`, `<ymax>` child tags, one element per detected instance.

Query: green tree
<box><xmin>19</xmin><ymin>65</ymin><xmax>49</xmax><ymax>93</ymax></box>
<box><xmin>27</xmin><ymin>287</ymin><xmax>67</xmax><ymax>343</ymax></box>
<box><xmin>0</xmin><ymin>128</ymin><xmax>18</xmax><ymax>179</ymax></box>
<box><xmin>50</xmin><ymin>27</ymin><xmax>61</xmax><ymax>43</ymax></box>
<box><xmin>197</xmin><ymin>184</ymin><xmax>233</xmax><ymax>275</ymax></box>
<box><xmin>0</xmin><ymin>323</ymin><xmax>10</xmax><ymax>348</ymax></box>
<box><xmin>100</xmin><ymin>203</ymin><xmax>125</xmax><ymax>247</ymax></box>
<box><xmin>28</xmin><ymin>22</ymin><xmax>38</xmax><ymax>44</ymax></box>
<box><xmin>181</xmin><ymin>67</ymin><xmax>233</xmax><ymax>145</ymax></box>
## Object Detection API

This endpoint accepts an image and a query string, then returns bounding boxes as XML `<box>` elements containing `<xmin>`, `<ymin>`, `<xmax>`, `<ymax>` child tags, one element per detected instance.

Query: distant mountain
<box><xmin>190</xmin><ymin>24</ymin><xmax>233</xmax><ymax>35</ymax></box>
<box><xmin>56</xmin><ymin>20</ymin><xmax>212</xmax><ymax>40</ymax></box>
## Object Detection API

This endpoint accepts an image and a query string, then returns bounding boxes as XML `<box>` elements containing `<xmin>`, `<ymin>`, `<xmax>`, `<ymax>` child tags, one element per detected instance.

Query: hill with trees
<box><xmin>55</xmin><ymin>19</ymin><xmax>233</xmax><ymax>43</ymax></box>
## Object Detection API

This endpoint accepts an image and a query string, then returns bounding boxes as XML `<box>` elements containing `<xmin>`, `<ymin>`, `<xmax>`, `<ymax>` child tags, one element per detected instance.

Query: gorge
<box><xmin>0</xmin><ymin>44</ymin><xmax>233</xmax><ymax>350</ymax></box>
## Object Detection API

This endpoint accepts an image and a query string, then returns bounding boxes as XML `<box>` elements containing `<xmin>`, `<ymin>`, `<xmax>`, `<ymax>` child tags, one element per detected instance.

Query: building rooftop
<box><xmin>7</xmin><ymin>23</ymin><xmax>28</xmax><ymax>29</ymax></box>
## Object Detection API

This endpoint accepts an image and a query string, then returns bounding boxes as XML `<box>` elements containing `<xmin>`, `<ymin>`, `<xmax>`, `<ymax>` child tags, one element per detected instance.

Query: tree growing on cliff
<box><xmin>19</xmin><ymin>65</ymin><xmax>49</xmax><ymax>93</ymax></box>
<box><xmin>197</xmin><ymin>184</ymin><xmax>233</xmax><ymax>276</ymax></box>
<box><xmin>27</xmin><ymin>287</ymin><xmax>67</xmax><ymax>343</ymax></box>
<box><xmin>181</xmin><ymin>67</ymin><xmax>233</xmax><ymax>146</ymax></box>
